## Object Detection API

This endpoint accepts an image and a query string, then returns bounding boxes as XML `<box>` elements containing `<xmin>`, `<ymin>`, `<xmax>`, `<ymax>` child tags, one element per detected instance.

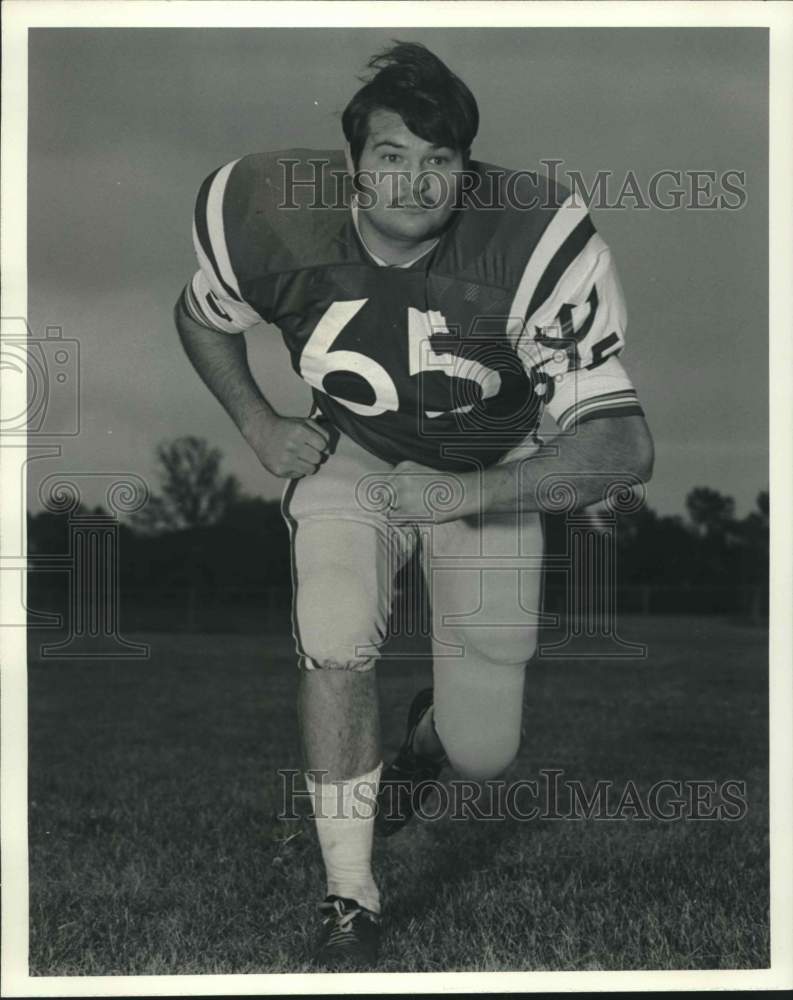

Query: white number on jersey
<box><xmin>299</xmin><ymin>300</ymin><xmax>503</xmax><ymax>418</ymax></box>
<box><xmin>299</xmin><ymin>299</ymin><xmax>400</xmax><ymax>417</ymax></box>
<box><xmin>407</xmin><ymin>307</ymin><xmax>501</xmax><ymax>417</ymax></box>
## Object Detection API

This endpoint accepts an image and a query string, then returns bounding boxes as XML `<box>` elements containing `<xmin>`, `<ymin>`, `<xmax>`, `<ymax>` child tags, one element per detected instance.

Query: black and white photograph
<box><xmin>1</xmin><ymin>0</ymin><xmax>791</xmax><ymax>994</ymax></box>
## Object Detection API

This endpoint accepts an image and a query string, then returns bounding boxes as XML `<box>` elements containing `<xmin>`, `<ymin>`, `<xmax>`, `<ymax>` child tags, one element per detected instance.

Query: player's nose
<box><xmin>406</xmin><ymin>168</ymin><xmax>433</xmax><ymax>205</ymax></box>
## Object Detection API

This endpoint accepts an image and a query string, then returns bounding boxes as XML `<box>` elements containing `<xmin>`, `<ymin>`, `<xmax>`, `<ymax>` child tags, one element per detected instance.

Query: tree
<box><xmin>685</xmin><ymin>487</ymin><xmax>736</xmax><ymax>538</ymax></box>
<box><xmin>732</xmin><ymin>490</ymin><xmax>769</xmax><ymax>623</ymax></box>
<box><xmin>130</xmin><ymin>436</ymin><xmax>242</xmax><ymax>535</ymax></box>
<box><xmin>755</xmin><ymin>490</ymin><xmax>769</xmax><ymax>523</ymax></box>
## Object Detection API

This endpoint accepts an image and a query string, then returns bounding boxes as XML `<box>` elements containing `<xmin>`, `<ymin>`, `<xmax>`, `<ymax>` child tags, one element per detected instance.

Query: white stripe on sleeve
<box><xmin>506</xmin><ymin>194</ymin><xmax>590</xmax><ymax>350</ymax></box>
<box><xmin>187</xmin><ymin>270</ymin><xmax>263</xmax><ymax>334</ymax></box>
<box><xmin>204</xmin><ymin>159</ymin><xmax>243</xmax><ymax>300</ymax></box>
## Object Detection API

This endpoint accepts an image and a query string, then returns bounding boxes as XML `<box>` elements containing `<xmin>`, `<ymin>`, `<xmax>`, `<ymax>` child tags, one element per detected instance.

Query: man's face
<box><xmin>350</xmin><ymin>109</ymin><xmax>465</xmax><ymax>247</ymax></box>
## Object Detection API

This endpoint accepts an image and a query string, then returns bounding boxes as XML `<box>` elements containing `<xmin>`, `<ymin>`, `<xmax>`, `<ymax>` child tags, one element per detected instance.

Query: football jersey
<box><xmin>181</xmin><ymin>150</ymin><xmax>644</xmax><ymax>470</ymax></box>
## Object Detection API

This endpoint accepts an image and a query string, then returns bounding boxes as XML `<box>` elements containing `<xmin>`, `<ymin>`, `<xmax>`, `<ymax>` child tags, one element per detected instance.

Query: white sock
<box><xmin>305</xmin><ymin>762</ymin><xmax>382</xmax><ymax>915</ymax></box>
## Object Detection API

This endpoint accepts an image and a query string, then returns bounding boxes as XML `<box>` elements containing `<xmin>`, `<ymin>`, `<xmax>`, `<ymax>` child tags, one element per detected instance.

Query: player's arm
<box><xmin>391</xmin><ymin>412</ymin><xmax>652</xmax><ymax>520</ymax></box>
<box><xmin>174</xmin><ymin>294</ymin><xmax>272</xmax><ymax>436</ymax></box>
<box><xmin>471</xmin><ymin>411</ymin><xmax>653</xmax><ymax>515</ymax></box>
<box><xmin>174</xmin><ymin>296</ymin><xmax>329</xmax><ymax>478</ymax></box>
<box><xmin>392</xmin><ymin>210</ymin><xmax>653</xmax><ymax>518</ymax></box>
<box><xmin>478</xmin><ymin>218</ymin><xmax>654</xmax><ymax>515</ymax></box>
<box><xmin>176</xmin><ymin>161</ymin><xmax>329</xmax><ymax>478</ymax></box>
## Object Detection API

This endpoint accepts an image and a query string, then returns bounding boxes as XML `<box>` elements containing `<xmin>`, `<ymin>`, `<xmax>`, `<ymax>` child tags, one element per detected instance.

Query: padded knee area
<box><xmin>300</xmin><ymin>616</ymin><xmax>379</xmax><ymax>672</ymax></box>
<box><xmin>432</xmin><ymin>651</ymin><xmax>527</xmax><ymax>781</ymax></box>
<box><xmin>450</xmin><ymin>625</ymin><xmax>538</xmax><ymax>669</ymax></box>
<box><xmin>439</xmin><ymin>726</ymin><xmax>521</xmax><ymax>781</ymax></box>
<box><xmin>304</xmin><ymin>653</ymin><xmax>376</xmax><ymax>672</ymax></box>
<box><xmin>290</xmin><ymin>514</ymin><xmax>402</xmax><ymax>674</ymax></box>
<box><xmin>298</xmin><ymin>568</ymin><xmax>384</xmax><ymax>672</ymax></box>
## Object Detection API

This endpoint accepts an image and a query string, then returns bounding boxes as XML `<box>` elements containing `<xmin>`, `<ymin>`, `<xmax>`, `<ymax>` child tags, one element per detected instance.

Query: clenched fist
<box><xmin>387</xmin><ymin>460</ymin><xmax>474</xmax><ymax>522</ymax></box>
<box><xmin>244</xmin><ymin>412</ymin><xmax>331</xmax><ymax>478</ymax></box>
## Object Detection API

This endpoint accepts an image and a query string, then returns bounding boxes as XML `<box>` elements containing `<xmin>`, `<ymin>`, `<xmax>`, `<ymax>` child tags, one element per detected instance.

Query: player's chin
<box><xmin>384</xmin><ymin>206</ymin><xmax>451</xmax><ymax>239</ymax></box>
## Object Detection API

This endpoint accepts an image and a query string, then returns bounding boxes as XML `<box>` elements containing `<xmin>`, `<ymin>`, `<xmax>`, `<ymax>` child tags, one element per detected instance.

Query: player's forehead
<box><xmin>362</xmin><ymin>109</ymin><xmax>454</xmax><ymax>155</ymax></box>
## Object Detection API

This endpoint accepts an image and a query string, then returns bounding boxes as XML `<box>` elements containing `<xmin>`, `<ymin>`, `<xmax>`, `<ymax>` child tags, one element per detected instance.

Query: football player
<box><xmin>174</xmin><ymin>41</ymin><xmax>653</xmax><ymax>969</ymax></box>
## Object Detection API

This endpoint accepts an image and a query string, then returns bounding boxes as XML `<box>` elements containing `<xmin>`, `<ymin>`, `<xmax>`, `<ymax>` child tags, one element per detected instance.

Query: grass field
<box><xmin>26</xmin><ymin>614</ymin><xmax>768</xmax><ymax>974</ymax></box>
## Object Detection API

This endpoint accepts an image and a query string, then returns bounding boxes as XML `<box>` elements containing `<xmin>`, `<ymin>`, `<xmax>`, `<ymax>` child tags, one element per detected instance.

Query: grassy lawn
<box><xmin>27</xmin><ymin>615</ymin><xmax>768</xmax><ymax>974</ymax></box>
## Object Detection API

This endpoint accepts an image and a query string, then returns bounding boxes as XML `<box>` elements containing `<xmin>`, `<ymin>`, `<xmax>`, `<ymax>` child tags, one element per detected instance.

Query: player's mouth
<box><xmin>389</xmin><ymin>202</ymin><xmax>437</xmax><ymax>212</ymax></box>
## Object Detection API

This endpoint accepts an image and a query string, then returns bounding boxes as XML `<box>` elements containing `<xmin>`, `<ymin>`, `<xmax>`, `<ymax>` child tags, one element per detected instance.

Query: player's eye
<box><xmin>382</xmin><ymin>153</ymin><xmax>401</xmax><ymax>163</ymax></box>
<box><xmin>429</xmin><ymin>155</ymin><xmax>449</xmax><ymax>166</ymax></box>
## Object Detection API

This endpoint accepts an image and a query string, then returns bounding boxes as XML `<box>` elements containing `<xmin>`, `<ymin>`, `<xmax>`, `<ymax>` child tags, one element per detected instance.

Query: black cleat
<box><xmin>375</xmin><ymin>687</ymin><xmax>448</xmax><ymax>838</ymax></box>
<box><xmin>314</xmin><ymin>895</ymin><xmax>381</xmax><ymax>970</ymax></box>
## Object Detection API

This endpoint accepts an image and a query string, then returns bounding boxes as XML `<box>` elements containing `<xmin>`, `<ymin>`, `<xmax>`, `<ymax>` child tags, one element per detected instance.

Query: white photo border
<box><xmin>2</xmin><ymin>1</ymin><xmax>791</xmax><ymax>995</ymax></box>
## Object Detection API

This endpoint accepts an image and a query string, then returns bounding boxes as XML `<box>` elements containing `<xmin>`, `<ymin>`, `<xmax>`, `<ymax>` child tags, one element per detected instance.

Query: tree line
<box><xmin>27</xmin><ymin>437</ymin><xmax>768</xmax><ymax>626</ymax></box>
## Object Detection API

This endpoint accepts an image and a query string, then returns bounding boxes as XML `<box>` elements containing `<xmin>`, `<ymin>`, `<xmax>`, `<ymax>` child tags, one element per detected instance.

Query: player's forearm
<box><xmin>173</xmin><ymin>298</ymin><xmax>277</xmax><ymax>437</ymax></box>
<box><xmin>476</xmin><ymin>414</ymin><xmax>654</xmax><ymax>515</ymax></box>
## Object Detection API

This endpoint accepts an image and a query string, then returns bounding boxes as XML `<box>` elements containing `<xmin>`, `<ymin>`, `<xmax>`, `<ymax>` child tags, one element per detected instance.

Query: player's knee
<box><xmin>296</xmin><ymin>575</ymin><xmax>385</xmax><ymax>672</ymax></box>
<box><xmin>303</xmin><ymin>651</ymin><xmax>376</xmax><ymax>672</ymax></box>
<box><xmin>300</xmin><ymin>615</ymin><xmax>381</xmax><ymax>671</ymax></box>
<box><xmin>301</xmin><ymin>626</ymin><xmax>378</xmax><ymax>671</ymax></box>
<box><xmin>454</xmin><ymin>625</ymin><xmax>538</xmax><ymax>668</ymax></box>
<box><xmin>442</xmin><ymin>730</ymin><xmax>521</xmax><ymax>782</ymax></box>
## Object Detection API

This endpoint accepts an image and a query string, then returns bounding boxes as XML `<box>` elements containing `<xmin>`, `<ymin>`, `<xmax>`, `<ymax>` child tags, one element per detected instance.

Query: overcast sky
<box><xmin>26</xmin><ymin>26</ymin><xmax>768</xmax><ymax>517</ymax></box>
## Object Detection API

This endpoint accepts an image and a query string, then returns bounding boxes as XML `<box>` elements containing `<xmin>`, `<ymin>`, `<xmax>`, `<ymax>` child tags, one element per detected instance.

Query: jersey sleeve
<box><xmin>513</xmin><ymin>198</ymin><xmax>644</xmax><ymax>431</ymax></box>
<box><xmin>179</xmin><ymin>159</ymin><xmax>266</xmax><ymax>335</ymax></box>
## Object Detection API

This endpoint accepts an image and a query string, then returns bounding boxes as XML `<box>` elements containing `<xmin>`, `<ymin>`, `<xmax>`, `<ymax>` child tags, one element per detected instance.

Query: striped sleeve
<box><xmin>511</xmin><ymin>195</ymin><xmax>644</xmax><ymax>431</ymax></box>
<box><xmin>181</xmin><ymin>159</ymin><xmax>265</xmax><ymax>334</ymax></box>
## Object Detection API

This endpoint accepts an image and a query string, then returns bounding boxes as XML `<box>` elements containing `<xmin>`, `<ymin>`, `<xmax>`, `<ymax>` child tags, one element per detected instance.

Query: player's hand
<box><xmin>388</xmin><ymin>460</ymin><xmax>471</xmax><ymax>522</ymax></box>
<box><xmin>245</xmin><ymin>414</ymin><xmax>331</xmax><ymax>478</ymax></box>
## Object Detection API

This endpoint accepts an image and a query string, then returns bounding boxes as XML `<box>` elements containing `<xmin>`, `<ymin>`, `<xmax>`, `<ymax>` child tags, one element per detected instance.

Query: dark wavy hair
<box><xmin>342</xmin><ymin>41</ymin><xmax>479</xmax><ymax>167</ymax></box>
